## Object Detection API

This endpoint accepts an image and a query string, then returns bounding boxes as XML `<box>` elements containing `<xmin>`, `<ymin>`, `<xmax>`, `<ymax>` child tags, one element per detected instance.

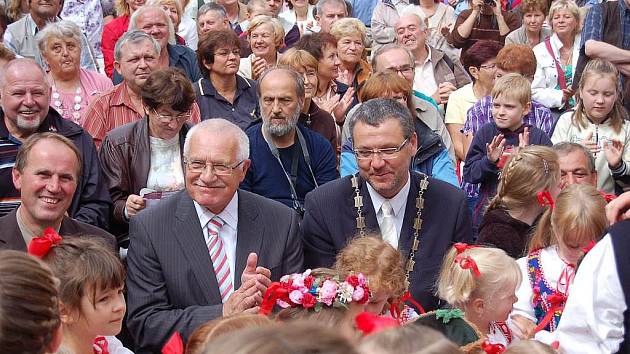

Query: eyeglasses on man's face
<box><xmin>184</xmin><ymin>159</ymin><xmax>245</xmax><ymax>175</ymax></box>
<box><xmin>354</xmin><ymin>138</ymin><xmax>410</xmax><ymax>160</ymax></box>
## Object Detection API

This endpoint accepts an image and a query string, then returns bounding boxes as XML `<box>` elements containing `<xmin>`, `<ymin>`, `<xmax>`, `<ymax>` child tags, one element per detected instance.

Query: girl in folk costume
<box><xmin>509</xmin><ymin>184</ymin><xmax>608</xmax><ymax>343</ymax></box>
<box><xmin>414</xmin><ymin>244</ymin><xmax>521</xmax><ymax>353</ymax></box>
<box><xmin>477</xmin><ymin>146</ymin><xmax>562</xmax><ymax>259</ymax></box>
<box><xmin>552</xmin><ymin>59</ymin><xmax>630</xmax><ymax>195</ymax></box>
<box><xmin>27</xmin><ymin>231</ymin><xmax>132</xmax><ymax>354</ymax></box>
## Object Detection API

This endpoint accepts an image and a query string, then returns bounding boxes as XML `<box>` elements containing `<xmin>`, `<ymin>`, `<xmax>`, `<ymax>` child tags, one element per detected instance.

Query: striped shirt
<box><xmin>83</xmin><ymin>82</ymin><xmax>201</xmax><ymax>149</ymax></box>
<box><xmin>0</xmin><ymin>135</ymin><xmax>21</xmax><ymax>216</ymax></box>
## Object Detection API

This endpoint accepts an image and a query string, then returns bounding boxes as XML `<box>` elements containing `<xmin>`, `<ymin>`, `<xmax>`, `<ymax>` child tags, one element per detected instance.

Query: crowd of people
<box><xmin>0</xmin><ymin>0</ymin><xmax>630</xmax><ymax>352</ymax></box>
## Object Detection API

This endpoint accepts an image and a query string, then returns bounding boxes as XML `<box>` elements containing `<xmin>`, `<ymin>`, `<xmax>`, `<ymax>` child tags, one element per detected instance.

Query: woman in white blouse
<box><xmin>279</xmin><ymin>0</ymin><xmax>317</xmax><ymax>35</ymax></box>
<box><xmin>531</xmin><ymin>0</ymin><xmax>581</xmax><ymax>111</ymax></box>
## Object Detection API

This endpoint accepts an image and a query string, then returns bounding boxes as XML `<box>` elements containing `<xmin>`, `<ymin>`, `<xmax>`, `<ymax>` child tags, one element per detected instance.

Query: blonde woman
<box><xmin>532</xmin><ymin>0</ymin><xmax>582</xmax><ymax>110</ymax></box>
<box><xmin>238</xmin><ymin>15</ymin><xmax>284</xmax><ymax>80</ymax></box>
<box><xmin>330</xmin><ymin>17</ymin><xmax>371</xmax><ymax>89</ymax></box>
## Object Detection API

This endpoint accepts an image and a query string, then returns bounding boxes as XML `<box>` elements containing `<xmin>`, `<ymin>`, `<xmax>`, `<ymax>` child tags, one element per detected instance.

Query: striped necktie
<box><xmin>207</xmin><ymin>215</ymin><xmax>233</xmax><ymax>302</ymax></box>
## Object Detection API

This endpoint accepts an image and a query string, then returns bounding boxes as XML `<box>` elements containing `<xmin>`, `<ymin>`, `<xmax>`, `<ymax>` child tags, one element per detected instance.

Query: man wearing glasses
<box><xmin>126</xmin><ymin>118</ymin><xmax>303</xmax><ymax>352</ymax></box>
<box><xmin>301</xmin><ymin>98</ymin><xmax>472</xmax><ymax>312</ymax></box>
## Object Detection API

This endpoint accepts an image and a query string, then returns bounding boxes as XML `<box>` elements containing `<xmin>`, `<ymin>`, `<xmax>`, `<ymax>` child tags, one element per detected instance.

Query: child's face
<box><xmin>485</xmin><ymin>282</ymin><xmax>518</xmax><ymax>324</ymax></box>
<box><xmin>555</xmin><ymin>231</ymin><xmax>592</xmax><ymax>265</ymax></box>
<box><xmin>580</xmin><ymin>74</ymin><xmax>617</xmax><ymax>123</ymax></box>
<box><xmin>492</xmin><ymin>94</ymin><xmax>531</xmax><ymax>131</ymax></box>
<box><xmin>74</xmin><ymin>285</ymin><xmax>126</xmax><ymax>337</ymax></box>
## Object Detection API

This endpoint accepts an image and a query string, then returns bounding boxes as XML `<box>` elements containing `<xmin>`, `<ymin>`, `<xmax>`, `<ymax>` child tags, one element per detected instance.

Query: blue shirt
<box><xmin>241</xmin><ymin>124</ymin><xmax>337</xmax><ymax>208</ymax></box>
<box><xmin>348</xmin><ymin>0</ymin><xmax>379</xmax><ymax>26</ymax></box>
<box><xmin>581</xmin><ymin>0</ymin><xmax>630</xmax><ymax>51</ymax></box>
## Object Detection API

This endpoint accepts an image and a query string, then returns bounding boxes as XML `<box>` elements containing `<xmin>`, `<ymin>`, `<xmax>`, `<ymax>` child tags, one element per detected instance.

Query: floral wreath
<box><xmin>259</xmin><ymin>269</ymin><xmax>371</xmax><ymax>315</ymax></box>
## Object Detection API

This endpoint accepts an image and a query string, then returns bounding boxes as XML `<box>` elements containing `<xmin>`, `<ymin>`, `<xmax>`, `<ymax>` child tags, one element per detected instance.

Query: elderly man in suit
<box><xmin>301</xmin><ymin>98</ymin><xmax>472</xmax><ymax>312</ymax></box>
<box><xmin>125</xmin><ymin>118</ymin><xmax>303</xmax><ymax>352</ymax></box>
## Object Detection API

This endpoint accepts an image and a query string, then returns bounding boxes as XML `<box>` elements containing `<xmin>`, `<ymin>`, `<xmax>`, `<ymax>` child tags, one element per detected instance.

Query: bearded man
<box><xmin>240</xmin><ymin>66</ymin><xmax>337</xmax><ymax>215</ymax></box>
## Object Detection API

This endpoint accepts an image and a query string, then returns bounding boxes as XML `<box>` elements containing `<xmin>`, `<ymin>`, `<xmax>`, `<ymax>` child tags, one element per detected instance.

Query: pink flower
<box><xmin>289</xmin><ymin>289</ymin><xmax>304</xmax><ymax>304</ymax></box>
<box><xmin>319</xmin><ymin>279</ymin><xmax>338</xmax><ymax>306</ymax></box>
<box><xmin>357</xmin><ymin>273</ymin><xmax>367</xmax><ymax>286</ymax></box>
<box><xmin>352</xmin><ymin>287</ymin><xmax>365</xmax><ymax>302</ymax></box>
<box><xmin>277</xmin><ymin>299</ymin><xmax>291</xmax><ymax>308</ymax></box>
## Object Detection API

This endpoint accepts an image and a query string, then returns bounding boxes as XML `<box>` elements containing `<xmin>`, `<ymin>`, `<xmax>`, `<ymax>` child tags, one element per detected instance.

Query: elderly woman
<box><xmin>279</xmin><ymin>48</ymin><xmax>336</xmax><ymax>150</ymax></box>
<box><xmin>505</xmin><ymin>0</ymin><xmax>552</xmax><ymax>47</ymax></box>
<box><xmin>329</xmin><ymin>17</ymin><xmax>371</xmax><ymax>90</ymax></box>
<box><xmin>102</xmin><ymin>0</ymin><xmax>147</xmax><ymax>78</ymax></box>
<box><xmin>238</xmin><ymin>15</ymin><xmax>284</xmax><ymax>80</ymax></box>
<box><xmin>99</xmin><ymin>67</ymin><xmax>195</xmax><ymax>237</ymax></box>
<box><xmin>36</xmin><ymin>21</ymin><xmax>113</xmax><ymax>126</ymax></box>
<box><xmin>532</xmin><ymin>0</ymin><xmax>581</xmax><ymax>111</ymax></box>
<box><xmin>148</xmin><ymin>0</ymin><xmax>198</xmax><ymax>49</ymax></box>
<box><xmin>196</xmin><ymin>29</ymin><xmax>260</xmax><ymax>131</ymax></box>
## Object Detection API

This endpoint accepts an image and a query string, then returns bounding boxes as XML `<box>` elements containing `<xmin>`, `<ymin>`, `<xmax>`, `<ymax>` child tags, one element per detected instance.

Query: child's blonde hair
<box><xmin>488</xmin><ymin>146</ymin><xmax>560</xmax><ymax>211</ymax></box>
<box><xmin>42</xmin><ymin>237</ymin><xmax>125</xmax><ymax>315</ymax></box>
<box><xmin>437</xmin><ymin>246</ymin><xmax>521</xmax><ymax>309</ymax></box>
<box><xmin>574</xmin><ymin>59</ymin><xmax>628</xmax><ymax>134</ymax></box>
<box><xmin>529</xmin><ymin>184</ymin><xmax>607</xmax><ymax>252</ymax></box>
<box><xmin>358</xmin><ymin>325</ymin><xmax>461</xmax><ymax>354</ymax></box>
<box><xmin>491</xmin><ymin>73</ymin><xmax>531</xmax><ymax>107</ymax></box>
<box><xmin>334</xmin><ymin>235</ymin><xmax>407</xmax><ymax>298</ymax></box>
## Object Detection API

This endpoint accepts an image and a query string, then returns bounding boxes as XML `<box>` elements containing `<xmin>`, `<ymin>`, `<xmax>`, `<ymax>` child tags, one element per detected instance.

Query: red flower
<box><xmin>302</xmin><ymin>293</ymin><xmax>316</xmax><ymax>309</ymax></box>
<box><xmin>346</xmin><ymin>275</ymin><xmax>359</xmax><ymax>287</ymax></box>
<box><xmin>304</xmin><ymin>275</ymin><xmax>314</xmax><ymax>289</ymax></box>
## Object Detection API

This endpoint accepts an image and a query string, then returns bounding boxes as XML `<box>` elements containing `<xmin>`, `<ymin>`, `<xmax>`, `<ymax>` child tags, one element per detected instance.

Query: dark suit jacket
<box><xmin>0</xmin><ymin>209</ymin><xmax>116</xmax><ymax>251</ymax></box>
<box><xmin>125</xmin><ymin>189</ymin><xmax>303</xmax><ymax>353</ymax></box>
<box><xmin>300</xmin><ymin>172</ymin><xmax>472</xmax><ymax>311</ymax></box>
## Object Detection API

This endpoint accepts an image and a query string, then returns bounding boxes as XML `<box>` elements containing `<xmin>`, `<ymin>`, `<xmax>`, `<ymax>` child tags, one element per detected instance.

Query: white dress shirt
<box><xmin>193</xmin><ymin>193</ymin><xmax>239</xmax><ymax>287</ymax></box>
<box><xmin>366</xmin><ymin>173</ymin><xmax>411</xmax><ymax>248</ymax></box>
<box><xmin>413</xmin><ymin>45</ymin><xmax>438</xmax><ymax>97</ymax></box>
<box><xmin>555</xmin><ymin>235</ymin><xmax>626</xmax><ymax>354</ymax></box>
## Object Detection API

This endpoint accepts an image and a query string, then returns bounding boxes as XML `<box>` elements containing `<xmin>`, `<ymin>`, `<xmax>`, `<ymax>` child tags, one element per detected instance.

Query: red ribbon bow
<box><xmin>389</xmin><ymin>291</ymin><xmax>426</xmax><ymax>323</ymax></box>
<box><xmin>93</xmin><ymin>336</ymin><xmax>109</xmax><ymax>354</ymax></box>
<box><xmin>582</xmin><ymin>240</ymin><xmax>596</xmax><ymax>254</ymax></box>
<box><xmin>536</xmin><ymin>191</ymin><xmax>555</xmax><ymax>210</ymax></box>
<box><xmin>533</xmin><ymin>293</ymin><xmax>567</xmax><ymax>333</ymax></box>
<box><xmin>355</xmin><ymin>312</ymin><xmax>399</xmax><ymax>335</ymax></box>
<box><xmin>453</xmin><ymin>242</ymin><xmax>479</xmax><ymax>255</ymax></box>
<box><xmin>455</xmin><ymin>255</ymin><xmax>481</xmax><ymax>277</ymax></box>
<box><xmin>27</xmin><ymin>227</ymin><xmax>62</xmax><ymax>258</ymax></box>
<box><xmin>162</xmin><ymin>332</ymin><xmax>184</xmax><ymax>354</ymax></box>
<box><xmin>481</xmin><ymin>341</ymin><xmax>506</xmax><ymax>354</ymax></box>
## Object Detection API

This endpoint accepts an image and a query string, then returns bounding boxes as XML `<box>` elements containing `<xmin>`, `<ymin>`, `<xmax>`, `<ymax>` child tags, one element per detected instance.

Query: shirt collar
<box><xmin>193</xmin><ymin>191</ymin><xmax>239</xmax><ymax>231</ymax></box>
<box><xmin>366</xmin><ymin>172</ymin><xmax>411</xmax><ymax>218</ymax></box>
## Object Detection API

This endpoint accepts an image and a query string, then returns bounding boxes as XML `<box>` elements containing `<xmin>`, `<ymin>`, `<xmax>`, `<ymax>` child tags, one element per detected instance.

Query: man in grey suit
<box><xmin>125</xmin><ymin>119</ymin><xmax>303</xmax><ymax>353</ymax></box>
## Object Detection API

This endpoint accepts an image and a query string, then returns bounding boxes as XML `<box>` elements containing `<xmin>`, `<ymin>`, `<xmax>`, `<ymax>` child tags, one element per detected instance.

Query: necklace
<box><xmin>351</xmin><ymin>173</ymin><xmax>429</xmax><ymax>288</ymax></box>
<box><xmin>51</xmin><ymin>83</ymin><xmax>83</xmax><ymax>125</ymax></box>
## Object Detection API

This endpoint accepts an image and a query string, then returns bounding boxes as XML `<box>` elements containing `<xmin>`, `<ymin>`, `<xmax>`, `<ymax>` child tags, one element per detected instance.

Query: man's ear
<box><xmin>114</xmin><ymin>60</ymin><xmax>121</xmax><ymax>75</ymax></box>
<box><xmin>11</xmin><ymin>167</ymin><xmax>22</xmax><ymax>191</ymax></box>
<box><xmin>315</xmin><ymin>14</ymin><xmax>321</xmax><ymax>22</ymax></box>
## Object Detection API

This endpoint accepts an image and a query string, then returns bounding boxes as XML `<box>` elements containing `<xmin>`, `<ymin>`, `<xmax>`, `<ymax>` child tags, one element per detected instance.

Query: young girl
<box><xmin>477</xmin><ymin>145</ymin><xmax>561</xmax><ymax>258</ymax></box>
<box><xmin>552</xmin><ymin>59</ymin><xmax>630</xmax><ymax>194</ymax></box>
<box><xmin>415</xmin><ymin>244</ymin><xmax>521</xmax><ymax>353</ymax></box>
<box><xmin>29</xmin><ymin>231</ymin><xmax>132</xmax><ymax>354</ymax></box>
<box><xmin>510</xmin><ymin>184</ymin><xmax>608</xmax><ymax>342</ymax></box>
<box><xmin>0</xmin><ymin>250</ymin><xmax>61</xmax><ymax>354</ymax></box>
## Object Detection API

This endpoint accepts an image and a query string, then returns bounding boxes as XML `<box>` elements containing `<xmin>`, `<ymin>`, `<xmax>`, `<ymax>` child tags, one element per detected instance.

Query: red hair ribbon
<box><xmin>455</xmin><ymin>255</ymin><xmax>481</xmax><ymax>277</ymax></box>
<box><xmin>582</xmin><ymin>240</ymin><xmax>596</xmax><ymax>254</ymax></box>
<box><xmin>355</xmin><ymin>312</ymin><xmax>399</xmax><ymax>335</ymax></box>
<box><xmin>551</xmin><ymin>341</ymin><xmax>560</xmax><ymax>350</ymax></box>
<box><xmin>453</xmin><ymin>242</ymin><xmax>479</xmax><ymax>255</ymax></box>
<box><xmin>162</xmin><ymin>332</ymin><xmax>184</xmax><ymax>354</ymax></box>
<box><xmin>27</xmin><ymin>227</ymin><xmax>62</xmax><ymax>258</ymax></box>
<box><xmin>481</xmin><ymin>340</ymin><xmax>506</xmax><ymax>354</ymax></box>
<box><xmin>599</xmin><ymin>191</ymin><xmax>617</xmax><ymax>203</ymax></box>
<box><xmin>93</xmin><ymin>336</ymin><xmax>109</xmax><ymax>354</ymax></box>
<box><xmin>389</xmin><ymin>291</ymin><xmax>426</xmax><ymax>322</ymax></box>
<box><xmin>533</xmin><ymin>293</ymin><xmax>567</xmax><ymax>333</ymax></box>
<box><xmin>536</xmin><ymin>191</ymin><xmax>555</xmax><ymax>210</ymax></box>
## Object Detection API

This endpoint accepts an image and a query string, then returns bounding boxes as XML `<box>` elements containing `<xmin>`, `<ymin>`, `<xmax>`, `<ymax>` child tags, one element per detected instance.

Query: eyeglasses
<box><xmin>151</xmin><ymin>109</ymin><xmax>192</xmax><ymax>123</ymax></box>
<box><xmin>480</xmin><ymin>63</ymin><xmax>497</xmax><ymax>70</ymax></box>
<box><xmin>215</xmin><ymin>49</ymin><xmax>241</xmax><ymax>57</ymax></box>
<box><xmin>184</xmin><ymin>159</ymin><xmax>245</xmax><ymax>175</ymax></box>
<box><xmin>385</xmin><ymin>65</ymin><xmax>415</xmax><ymax>76</ymax></box>
<box><xmin>354</xmin><ymin>138</ymin><xmax>409</xmax><ymax>160</ymax></box>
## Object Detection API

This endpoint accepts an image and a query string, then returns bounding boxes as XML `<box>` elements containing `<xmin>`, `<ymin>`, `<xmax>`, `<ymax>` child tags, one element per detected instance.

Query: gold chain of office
<box><xmin>351</xmin><ymin>174</ymin><xmax>429</xmax><ymax>289</ymax></box>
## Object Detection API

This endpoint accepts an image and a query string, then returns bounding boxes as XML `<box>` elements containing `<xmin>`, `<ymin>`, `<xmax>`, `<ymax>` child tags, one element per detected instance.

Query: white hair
<box><xmin>129</xmin><ymin>5</ymin><xmax>177</xmax><ymax>46</ymax></box>
<box><xmin>184</xmin><ymin>119</ymin><xmax>250</xmax><ymax>161</ymax></box>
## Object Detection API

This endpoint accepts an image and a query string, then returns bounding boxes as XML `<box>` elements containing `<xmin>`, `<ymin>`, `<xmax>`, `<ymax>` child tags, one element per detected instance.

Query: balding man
<box><xmin>0</xmin><ymin>58</ymin><xmax>111</xmax><ymax>229</ymax></box>
<box><xmin>126</xmin><ymin>118</ymin><xmax>302</xmax><ymax>351</ymax></box>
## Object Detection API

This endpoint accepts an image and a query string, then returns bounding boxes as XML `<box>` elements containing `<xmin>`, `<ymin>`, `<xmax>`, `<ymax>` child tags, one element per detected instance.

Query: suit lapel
<box><xmin>173</xmin><ymin>192</ymin><xmax>221</xmax><ymax>303</ymax></box>
<box><xmin>0</xmin><ymin>209</ymin><xmax>27</xmax><ymax>251</ymax></box>
<box><xmin>358</xmin><ymin>176</ymin><xmax>379</xmax><ymax>232</ymax></box>
<box><xmin>234</xmin><ymin>190</ymin><xmax>263</xmax><ymax>289</ymax></box>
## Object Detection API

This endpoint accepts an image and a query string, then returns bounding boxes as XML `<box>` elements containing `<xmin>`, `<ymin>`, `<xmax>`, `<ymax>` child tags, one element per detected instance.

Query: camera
<box><xmin>484</xmin><ymin>0</ymin><xmax>496</xmax><ymax>6</ymax></box>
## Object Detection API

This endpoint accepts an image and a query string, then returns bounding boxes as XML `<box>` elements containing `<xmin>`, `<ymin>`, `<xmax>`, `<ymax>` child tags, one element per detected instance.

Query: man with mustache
<box><xmin>240</xmin><ymin>67</ymin><xmax>336</xmax><ymax>214</ymax></box>
<box><xmin>0</xmin><ymin>59</ymin><xmax>111</xmax><ymax>230</ymax></box>
<box><xmin>3</xmin><ymin>0</ymin><xmax>99</xmax><ymax>70</ymax></box>
<box><xmin>83</xmin><ymin>30</ymin><xmax>200</xmax><ymax>148</ymax></box>
<box><xmin>125</xmin><ymin>118</ymin><xmax>303</xmax><ymax>352</ymax></box>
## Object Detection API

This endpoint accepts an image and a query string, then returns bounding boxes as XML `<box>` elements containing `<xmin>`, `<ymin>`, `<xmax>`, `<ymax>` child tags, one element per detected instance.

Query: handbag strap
<box><xmin>544</xmin><ymin>37</ymin><xmax>568</xmax><ymax>90</ymax></box>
